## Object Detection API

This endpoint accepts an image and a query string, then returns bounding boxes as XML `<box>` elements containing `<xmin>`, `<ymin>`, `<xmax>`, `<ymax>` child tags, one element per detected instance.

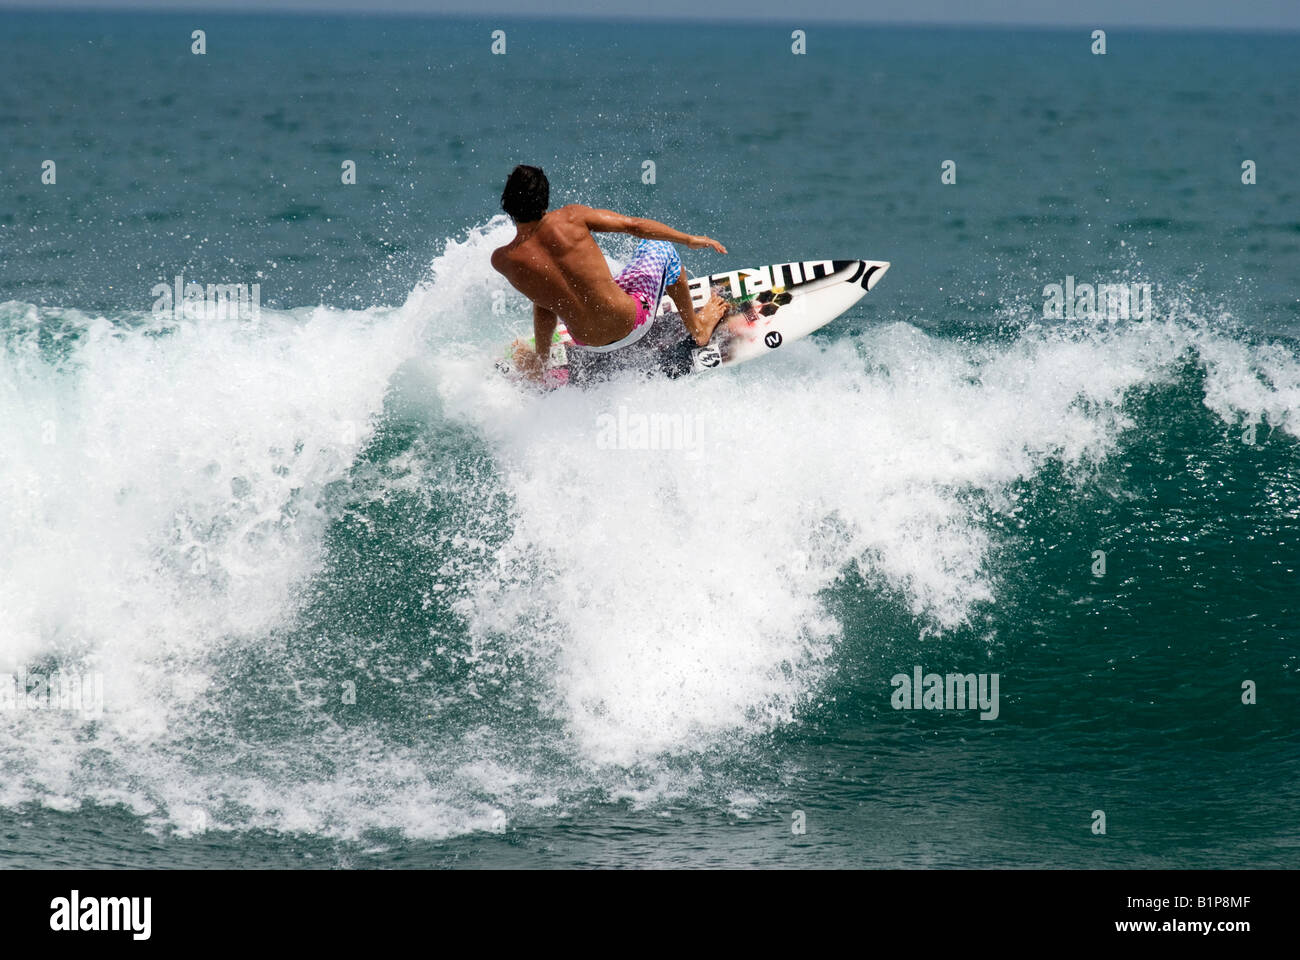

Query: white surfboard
<box><xmin>676</xmin><ymin>258</ymin><xmax>890</xmax><ymax>371</ymax></box>
<box><xmin>500</xmin><ymin>258</ymin><xmax>890</xmax><ymax>385</ymax></box>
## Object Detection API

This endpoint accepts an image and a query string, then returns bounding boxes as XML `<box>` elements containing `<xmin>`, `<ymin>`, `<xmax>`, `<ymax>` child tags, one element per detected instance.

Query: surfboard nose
<box><xmin>861</xmin><ymin>260</ymin><xmax>890</xmax><ymax>291</ymax></box>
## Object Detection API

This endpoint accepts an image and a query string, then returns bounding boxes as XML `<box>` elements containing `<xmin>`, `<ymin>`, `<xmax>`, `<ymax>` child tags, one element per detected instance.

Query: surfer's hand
<box><xmin>511</xmin><ymin>340</ymin><xmax>546</xmax><ymax>382</ymax></box>
<box><xmin>688</xmin><ymin>235</ymin><xmax>727</xmax><ymax>254</ymax></box>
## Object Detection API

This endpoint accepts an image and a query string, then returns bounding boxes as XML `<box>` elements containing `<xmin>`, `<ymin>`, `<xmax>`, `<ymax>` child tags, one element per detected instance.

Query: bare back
<box><xmin>491</xmin><ymin>205</ymin><xmax>638</xmax><ymax>346</ymax></box>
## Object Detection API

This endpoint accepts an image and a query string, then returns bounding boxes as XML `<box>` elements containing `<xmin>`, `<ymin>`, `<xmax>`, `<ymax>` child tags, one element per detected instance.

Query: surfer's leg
<box><xmin>665</xmin><ymin>272</ymin><xmax>694</xmax><ymax>318</ymax></box>
<box><xmin>616</xmin><ymin>240</ymin><xmax>723</xmax><ymax>347</ymax></box>
<box><xmin>614</xmin><ymin>240</ymin><xmax>675</xmax><ymax>304</ymax></box>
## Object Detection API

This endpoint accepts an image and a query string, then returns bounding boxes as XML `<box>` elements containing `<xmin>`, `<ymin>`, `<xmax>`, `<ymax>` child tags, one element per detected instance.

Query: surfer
<box><xmin>491</xmin><ymin>165</ymin><xmax>730</xmax><ymax>381</ymax></box>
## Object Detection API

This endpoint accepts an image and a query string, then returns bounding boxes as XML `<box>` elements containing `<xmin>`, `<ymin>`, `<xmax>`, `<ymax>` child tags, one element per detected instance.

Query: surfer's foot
<box><xmin>690</xmin><ymin>295</ymin><xmax>727</xmax><ymax>346</ymax></box>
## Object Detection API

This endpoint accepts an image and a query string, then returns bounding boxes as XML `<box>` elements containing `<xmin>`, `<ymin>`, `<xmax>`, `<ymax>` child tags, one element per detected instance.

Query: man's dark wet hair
<box><xmin>501</xmin><ymin>165</ymin><xmax>549</xmax><ymax>223</ymax></box>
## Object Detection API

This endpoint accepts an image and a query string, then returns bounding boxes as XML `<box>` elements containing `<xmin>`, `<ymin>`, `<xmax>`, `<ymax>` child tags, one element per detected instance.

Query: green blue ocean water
<box><xmin>1</xmin><ymin>12</ymin><xmax>1297</xmax><ymax>868</ymax></box>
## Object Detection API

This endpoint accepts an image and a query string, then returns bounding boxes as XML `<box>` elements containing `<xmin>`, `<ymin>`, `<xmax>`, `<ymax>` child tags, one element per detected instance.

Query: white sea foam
<box><xmin>1</xmin><ymin>219</ymin><xmax>1297</xmax><ymax>840</ymax></box>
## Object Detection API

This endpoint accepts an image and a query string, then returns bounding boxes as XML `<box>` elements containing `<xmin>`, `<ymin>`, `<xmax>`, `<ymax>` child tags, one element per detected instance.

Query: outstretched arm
<box><xmin>577</xmin><ymin>206</ymin><xmax>727</xmax><ymax>254</ymax></box>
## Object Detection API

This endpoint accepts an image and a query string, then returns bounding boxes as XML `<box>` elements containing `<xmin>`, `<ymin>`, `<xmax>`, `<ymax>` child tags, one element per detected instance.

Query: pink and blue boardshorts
<box><xmin>570</xmin><ymin>239</ymin><xmax>682</xmax><ymax>352</ymax></box>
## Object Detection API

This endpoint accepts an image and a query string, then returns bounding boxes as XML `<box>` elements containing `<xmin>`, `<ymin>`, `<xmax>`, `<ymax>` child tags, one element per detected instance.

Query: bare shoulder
<box><xmin>489</xmin><ymin>245</ymin><xmax>509</xmax><ymax>271</ymax></box>
<box><xmin>565</xmin><ymin>205</ymin><xmax>633</xmax><ymax>233</ymax></box>
<box><xmin>535</xmin><ymin>205</ymin><xmax>593</xmax><ymax>245</ymax></box>
<box><xmin>541</xmin><ymin>204</ymin><xmax>592</xmax><ymax>234</ymax></box>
